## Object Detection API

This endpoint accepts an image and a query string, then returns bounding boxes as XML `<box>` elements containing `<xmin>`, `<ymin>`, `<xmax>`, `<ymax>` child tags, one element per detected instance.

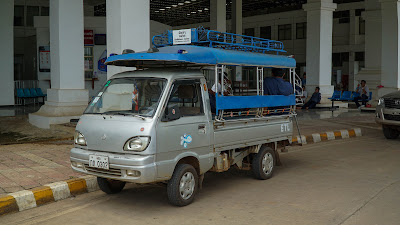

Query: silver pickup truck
<box><xmin>70</xmin><ymin>69</ymin><xmax>295</xmax><ymax>206</ymax></box>
<box><xmin>70</xmin><ymin>27</ymin><xmax>301</xmax><ymax>206</ymax></box>
<box><xmin>376</xmin><ymin>91</ymin><xmax>400</xmax><ymax>139</ymax></box>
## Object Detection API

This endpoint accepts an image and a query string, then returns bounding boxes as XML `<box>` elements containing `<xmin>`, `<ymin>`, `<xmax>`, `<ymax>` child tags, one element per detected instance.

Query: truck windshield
<box><xmin>84</xmin><ymin>77</ymin><xmax>167</xmax><ymax>117</ymax></box>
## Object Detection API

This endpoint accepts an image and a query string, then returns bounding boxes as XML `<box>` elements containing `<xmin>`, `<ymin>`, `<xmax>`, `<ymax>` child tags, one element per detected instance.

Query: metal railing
<box><xmin>152</xmin><ymin>27</ymin><xmax>286</xmax><ymax>54</ymax></box>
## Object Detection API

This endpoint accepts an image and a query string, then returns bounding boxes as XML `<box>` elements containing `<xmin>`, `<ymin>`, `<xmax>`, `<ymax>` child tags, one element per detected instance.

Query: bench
<box><xmin>16</xmin><ymin>88</ymin><xmax>47</xmax><ymax>105</ymax></box>
<box><xmin>329</xmin><ymin>91</ymin><xmax>372</xmax><ymax>108</ymax></box>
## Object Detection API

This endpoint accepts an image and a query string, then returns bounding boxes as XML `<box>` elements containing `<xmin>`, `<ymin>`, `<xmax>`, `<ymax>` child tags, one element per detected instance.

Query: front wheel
<box><xmin>252</xmin><ymin>146</ymin><xmax>276</xmax><ymax>180</ymax></box>
<box><xmin>97</xmin><ymin>177</ymin><xmax>126</xmax><ymax>194</ymax></box>
<box><xmin>383</xmin><ymin>126</ymin><xmax>399</xmax><ymax>139</ymax></box>
<box><xmin>167</xmin><ymin>164</ymin><xmax>198</xmax><ymax>206</ymax></box>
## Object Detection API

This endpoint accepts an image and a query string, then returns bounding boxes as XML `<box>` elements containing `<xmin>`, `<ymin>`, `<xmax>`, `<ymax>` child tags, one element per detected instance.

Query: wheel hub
<box><xmin>179</xmin><ymin>172</ymin><xmax>195</xmax><ymax>200</ymax></box>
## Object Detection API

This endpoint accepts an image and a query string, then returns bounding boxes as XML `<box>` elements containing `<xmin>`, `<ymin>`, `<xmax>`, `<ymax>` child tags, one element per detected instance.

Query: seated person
<box><xmin>209</xmin><ymin>73</ymin><xmax>231</xmax><ymax>113</ymax></box>
<box><xmin>354</xmin><ymin>80</ymin><xmax>369</xmax><ymax>109</ymax></box>
<box><xmin>302</xmin><ymin>87</ymin><xmax>321</xmax><ymax>109</ymax></box>
<box><xmin>263</xmin><ymin>68</ymin><xmax>294</xmax><ymax>96</ymax></box>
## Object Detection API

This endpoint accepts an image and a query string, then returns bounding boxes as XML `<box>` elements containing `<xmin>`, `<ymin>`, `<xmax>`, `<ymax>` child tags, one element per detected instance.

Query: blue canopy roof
<box><xmin>105</xmin><ymin>45</ymin><xmax>296</xmax><ymax>68</ymax></box>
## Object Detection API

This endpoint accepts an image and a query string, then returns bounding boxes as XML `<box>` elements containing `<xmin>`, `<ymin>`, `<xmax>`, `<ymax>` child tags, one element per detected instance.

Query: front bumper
<box><xmin>70</xmin><ymin>148</ymin><xmax>156</xmax><ymax>183</ymax></box>
<box><xmin>375</xmin><ymin>107</ymin><xmax>400</xmax><ymax>127</ymax></box>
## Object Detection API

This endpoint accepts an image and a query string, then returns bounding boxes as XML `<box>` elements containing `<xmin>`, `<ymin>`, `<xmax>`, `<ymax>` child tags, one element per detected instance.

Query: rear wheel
<box><xmin>167</xmin><ymin>164</ymin><xmax>198</xmax><ymax>206</ymax></box>
<box><xmin>97</xmin><ymin>177</ymin><xmax>126</xmax><ymax>194</ymax></box>
<box><xmin>252</xmin><ymin>146</ymin><xmax>276</xmax><ymax>180</ymax></box>
<box><xmin>383</xmin><ymin>126</ymin><xmax>399</xmax><ymax>139</ymax></box>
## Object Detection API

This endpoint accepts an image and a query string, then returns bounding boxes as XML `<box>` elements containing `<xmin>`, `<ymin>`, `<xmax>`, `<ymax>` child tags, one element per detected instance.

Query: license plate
<box><xmin>89</xmin><ymin>155</ymin><xmax>109</xmax><ymax>170</ymax></box>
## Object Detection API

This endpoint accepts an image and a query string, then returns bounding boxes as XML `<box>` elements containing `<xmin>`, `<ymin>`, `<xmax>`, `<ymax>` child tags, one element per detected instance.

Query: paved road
<box><xmin>2</xmin><ymin>134</ymin><xmax>400</xmax><ymax>225</ymax></box>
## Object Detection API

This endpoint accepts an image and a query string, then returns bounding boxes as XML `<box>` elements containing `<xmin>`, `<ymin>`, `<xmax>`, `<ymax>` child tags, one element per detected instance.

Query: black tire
<box><xmin>383</xmin><ymin>126</ymin><xmax>400</xmax><ymax>139</ymax></box>
<box><xmin>97</xmin><ymin>177</ymin><xmax>126</xmax><ymax>194</ymax></box>
<box><xmin>167</xmin><ymin>164</ymin><xmax>198</xmax><ymax>207</ymax></box>
<box><xmin>252</xmin><ymin>146</ymin><xmax>276</xmax><ymax>180</ymax></box>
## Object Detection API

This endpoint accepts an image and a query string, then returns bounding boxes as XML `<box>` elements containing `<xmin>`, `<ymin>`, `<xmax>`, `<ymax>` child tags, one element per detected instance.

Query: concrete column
<box><xmin>356</xmin><ymin>0</ymin><xmax>382</xmax><ymax>103</ymax></box>
<box><xmin>0</xmin><ymin>0</ymin><xmax>14</xmax><ymax>106</ymax></box>
<box><xmin>303</xmin><ymin>0</ymin><xmax>337</xmax><ymax>103</ymax></box>
<box><xmin>379</xmin><ymin>0</ymin><xmax>400</xmax><ymax>96</ymax></box>
<box><xmin>210</xmin><ymin>0</ymin><xmax>226</xmax><ymax>32</ymax></box>
<box><xmin>106</xmin><ymin>0</ymin><xmax>150</xmax><ymax>79</ymax></box>
<box><xmin>30</xmin><ymin>0</ymin><xmax>89</xmax><ymax>128</ymax></box>
<box><xmin>232</xmin><ymin>0</ymin><xmax>242</xmax><ymax>82</ymax></box>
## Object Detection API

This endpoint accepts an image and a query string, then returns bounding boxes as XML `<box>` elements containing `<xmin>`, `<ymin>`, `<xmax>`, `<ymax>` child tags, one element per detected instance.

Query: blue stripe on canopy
<box><xmin>216</xmin><ymin>95</ymin><xmax>296</xmax><ymax>112</ymax></box>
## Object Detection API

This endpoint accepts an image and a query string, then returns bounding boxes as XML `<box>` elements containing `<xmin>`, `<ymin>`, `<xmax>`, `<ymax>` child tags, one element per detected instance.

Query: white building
<box><xmin>0</xmin><ymin>0</ymin><xmax>399</xmax><ymax>128</ymax></box>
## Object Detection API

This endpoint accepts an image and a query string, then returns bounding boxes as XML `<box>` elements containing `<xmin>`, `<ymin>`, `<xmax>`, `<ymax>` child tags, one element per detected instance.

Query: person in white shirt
<box><xmin>354</xmin><ymin>80</ymin><xmax>370</xmax><ymax>109</ymax></box>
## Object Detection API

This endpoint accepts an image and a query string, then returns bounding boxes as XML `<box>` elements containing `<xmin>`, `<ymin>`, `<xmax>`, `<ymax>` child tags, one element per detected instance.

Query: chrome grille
<box><xmin>84</xmin><ymin>164</ymin><xmax>122</xmax><ymax>177</ymax></box>
<box><xmin>384</xmin><ymin>98</ymin><xmax>400</xmax><ymax>109</ymax></box>
<box><xmin>384</xmin><ymin>114</ymin><xmax>400</xmax><ymax>121</ymax></box>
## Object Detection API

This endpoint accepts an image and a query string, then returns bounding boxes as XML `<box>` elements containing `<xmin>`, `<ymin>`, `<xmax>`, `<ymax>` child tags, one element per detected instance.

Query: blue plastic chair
<box><xmin>368</xmin><ymin>92</ymin><xmax>373</xmax><ymax>101</ymax></box>
<box><xmin>35</xmin><ymin>88</ymin><xmax>47</xmax><ymax>97</ymax></box>
<box><xmin>329</xmin><ymin>90</ymin><xmax>342</xmax><ymax>100</ymax></box>
<box><xmin>16</xmin><ymin>89</ymin><xmax>25</xmax><ymax>98</ymax></box>
<box><xmin>30</xmin><ymin>88</ymin><xmax>38</xmax><ymax>97</ymax></box>
<box><xmin>23</xmin><ymin>88</ymin><xmax>32</xmax><ymax>98</ymax></box>
<box><xmin>34</xmin><ymin>88</ymin><xmax>46</xmax><ymax>103</ymax></box>
<box><xmin>351</xmin><ymin>92</ymin><xmax>360</xmax><ymax>101</ymax></box>
<box><xmin>339</xmin><ymin>91</ymin><xmax>352</xmax><ymax>101</ymax></box>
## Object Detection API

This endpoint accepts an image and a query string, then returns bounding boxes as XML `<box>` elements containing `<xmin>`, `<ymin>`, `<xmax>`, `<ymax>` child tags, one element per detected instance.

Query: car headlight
<box><xmin>378</xmin><ymin>98</ymin><xmax>385</xmax><ymax>106</ymax></box>
<box><xmin>124</xmin><ymin>136</ymin><xmax>150</xmax><ymax>151</ymax></box>
<box><xmin>74</xmin><ymin>131</ymin><xmax>87</xmax><ymax>146</ymax></box>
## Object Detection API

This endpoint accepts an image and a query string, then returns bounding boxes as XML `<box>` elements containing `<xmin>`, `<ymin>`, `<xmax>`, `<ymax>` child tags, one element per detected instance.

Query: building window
<box><xmin>332</xmin><ymin>52</ymin><xmax>350</xmax><ymax>67</ymax></box>
<box><xmin>334</xmin><ymin>10</ymin><xmax>350</xmax><ymax>24</ymax></box>
<box><xmin>94</xmin><ymin>3</ymin><xmax>106</xmax><ymax>17</ymax></box>
<box><xmin>260</xmin><ymin>26</ymin><xmax>271</xmax><ymax>39</ymax></box>
<box><xmin>14</xmin><ymin>5</ymin><xmax>25</xmax><ymax>26</ymax></box>
<box><xmin>244</xmin><ymin>28</ymin><xmax>255</xmax><ymax>37</ymax></box>
<box><xmin>355</xmin><ymin>52</ymin><xmax>365</xmax><ymax>61</ymax></box>
<box><xmin>296</xmin><ymin>22</ymin><xmax>307</xmax><ymax>39</ymax></box>
<box><xmin>359</xmin><ymin>17</ymin><xmax>365</xmax><ymax>35</ymax></box>
<box><xmin>278</xmin><ymin>24</ymin><xmax>292</xmax><ymax>41</ymax></box>
<box><xmin>41</xmin><ymin>7</ymin><xmax>49</xmax><ymax>16</ymax></box>
<box><xmin>27</xmin><ymin>6</ymin><xmax>39</xmax><ymax>27</ymax></box>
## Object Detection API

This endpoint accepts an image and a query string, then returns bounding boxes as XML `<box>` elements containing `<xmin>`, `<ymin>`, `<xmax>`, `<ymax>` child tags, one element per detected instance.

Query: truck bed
<box><xmin>213</xmin><ymin>114</ymin><xmax>293</xmax><ymax>152</ymax></box>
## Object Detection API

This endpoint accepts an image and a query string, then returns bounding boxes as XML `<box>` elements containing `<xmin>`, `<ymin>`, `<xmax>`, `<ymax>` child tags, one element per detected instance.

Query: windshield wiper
<box><xmin>102</xmin><ymin>111</ymin><xmax>147</xmax><ymax>120</ymax></box>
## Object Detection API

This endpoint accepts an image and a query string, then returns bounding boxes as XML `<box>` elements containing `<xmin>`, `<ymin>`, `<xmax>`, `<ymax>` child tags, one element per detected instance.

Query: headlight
<box><xmin>378</xmin><ymin>98</ymin><xmax>385</xmax><ymax>106</ymax></box>
<box><xmin>124</xmin><ymin>136</ymin><xmax>150</xmax><ymax>151</ymax></box>
<box><xmin>74</xmin><ymin>131</ymin><xmax>87</xmax><ymax>146</ymax></box>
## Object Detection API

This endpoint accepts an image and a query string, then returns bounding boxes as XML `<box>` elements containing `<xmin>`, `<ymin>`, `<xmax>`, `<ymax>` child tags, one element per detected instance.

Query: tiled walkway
<box><xmin>0</xmin><ymin>143</ymin><xmax>79</xmax><ymax>196</ymax></box>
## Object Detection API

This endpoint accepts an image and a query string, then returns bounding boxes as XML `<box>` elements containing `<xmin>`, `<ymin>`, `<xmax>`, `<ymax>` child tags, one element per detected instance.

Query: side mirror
<box><xmin>162</xmin><ymin>105</ymin><xmax>181</xmax><ymax>122</ymax></box>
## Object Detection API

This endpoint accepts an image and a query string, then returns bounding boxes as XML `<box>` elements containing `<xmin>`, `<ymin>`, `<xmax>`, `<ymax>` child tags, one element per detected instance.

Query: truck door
<box><xmin>156</xmin><ymin>78</ymin><xmax>213</xmax><ymax>179</ymax></box>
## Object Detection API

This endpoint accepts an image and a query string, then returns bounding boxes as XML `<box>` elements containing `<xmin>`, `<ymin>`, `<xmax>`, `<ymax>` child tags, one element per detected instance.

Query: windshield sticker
<box><xmin>180</xmin><ymin>134</ymin><xmax>192</xmax><ymax>148</ymax></box>
<box><xmin>105</xmin><ymin>80</ymin><xmax>111</xmax><ymax>87</ymax></box>
<box><xmin>97</xmin><ymin>92</ymin><xmax>103</xmax><ymax>96</ymax></box>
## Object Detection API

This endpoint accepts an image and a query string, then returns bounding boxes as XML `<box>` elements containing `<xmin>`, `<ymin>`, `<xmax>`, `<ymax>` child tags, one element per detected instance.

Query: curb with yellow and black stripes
<box><xmin>291</xmin><ymin>128</ymin><xmax>362</xmax><ymax>145</ymax></box>
<box><xmin>0</xmin><ymin>175</ymin><xmax>99</xmax><ymax>216</ymax></box>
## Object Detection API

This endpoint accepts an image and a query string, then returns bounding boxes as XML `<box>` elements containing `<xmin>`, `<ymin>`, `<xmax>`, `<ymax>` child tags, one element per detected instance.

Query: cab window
<box><xmin>166</xmin><ymin>79</ymin><xmax>204</xmax><ymax>117</ymax></box>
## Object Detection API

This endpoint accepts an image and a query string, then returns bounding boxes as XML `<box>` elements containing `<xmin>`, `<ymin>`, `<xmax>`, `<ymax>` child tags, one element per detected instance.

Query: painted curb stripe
<box><xmin>0</xmin><ymin>196</ymin><xmax>19</xmax><ymax>215</ymax></box>
<box><xmin>67</xmin><ymin>178</ymin><xmax>88</xmax><ymax>196</ymax></box>
<box><xmin>32</xmin><ymin>186</ymin><xmax>55</xmax><ymax>206</ymax></box>
<box><xmin>292</xmin><ymin>128</ymin><xmax>362</xmax><ymax>145</ymax></box>
<box><xmin>10</xmin><ymin>190</ymin><xmax>37</xmax><ymax>211</ymax></box>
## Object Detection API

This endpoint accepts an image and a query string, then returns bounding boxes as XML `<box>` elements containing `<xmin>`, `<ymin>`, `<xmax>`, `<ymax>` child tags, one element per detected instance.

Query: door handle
<box><xmin>198</xmin><ymin>124</ymin><xmax>206</xmax><ymax>134</ymax></box>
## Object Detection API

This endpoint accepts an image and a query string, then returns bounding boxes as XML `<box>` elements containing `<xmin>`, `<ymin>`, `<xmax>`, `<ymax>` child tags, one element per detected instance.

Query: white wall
<box><xmin>0</xmin><ymin>0</ymin><xmax>15</xmax><ymax>106</ymax></box>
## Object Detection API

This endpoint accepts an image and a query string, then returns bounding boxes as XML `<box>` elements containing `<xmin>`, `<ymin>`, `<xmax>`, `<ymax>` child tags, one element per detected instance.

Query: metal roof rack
<box><xmin>152</xmin><ymin>27</ymin><xmax>286</xmax><ymax>54</ymax></box>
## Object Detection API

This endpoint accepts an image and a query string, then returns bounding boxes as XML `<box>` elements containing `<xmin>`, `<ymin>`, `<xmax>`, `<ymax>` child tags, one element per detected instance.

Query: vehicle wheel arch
<box><xmin>175</xmin><ymin>155</ymin><xmax>201</xmax><ymax>176</ymax></box>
